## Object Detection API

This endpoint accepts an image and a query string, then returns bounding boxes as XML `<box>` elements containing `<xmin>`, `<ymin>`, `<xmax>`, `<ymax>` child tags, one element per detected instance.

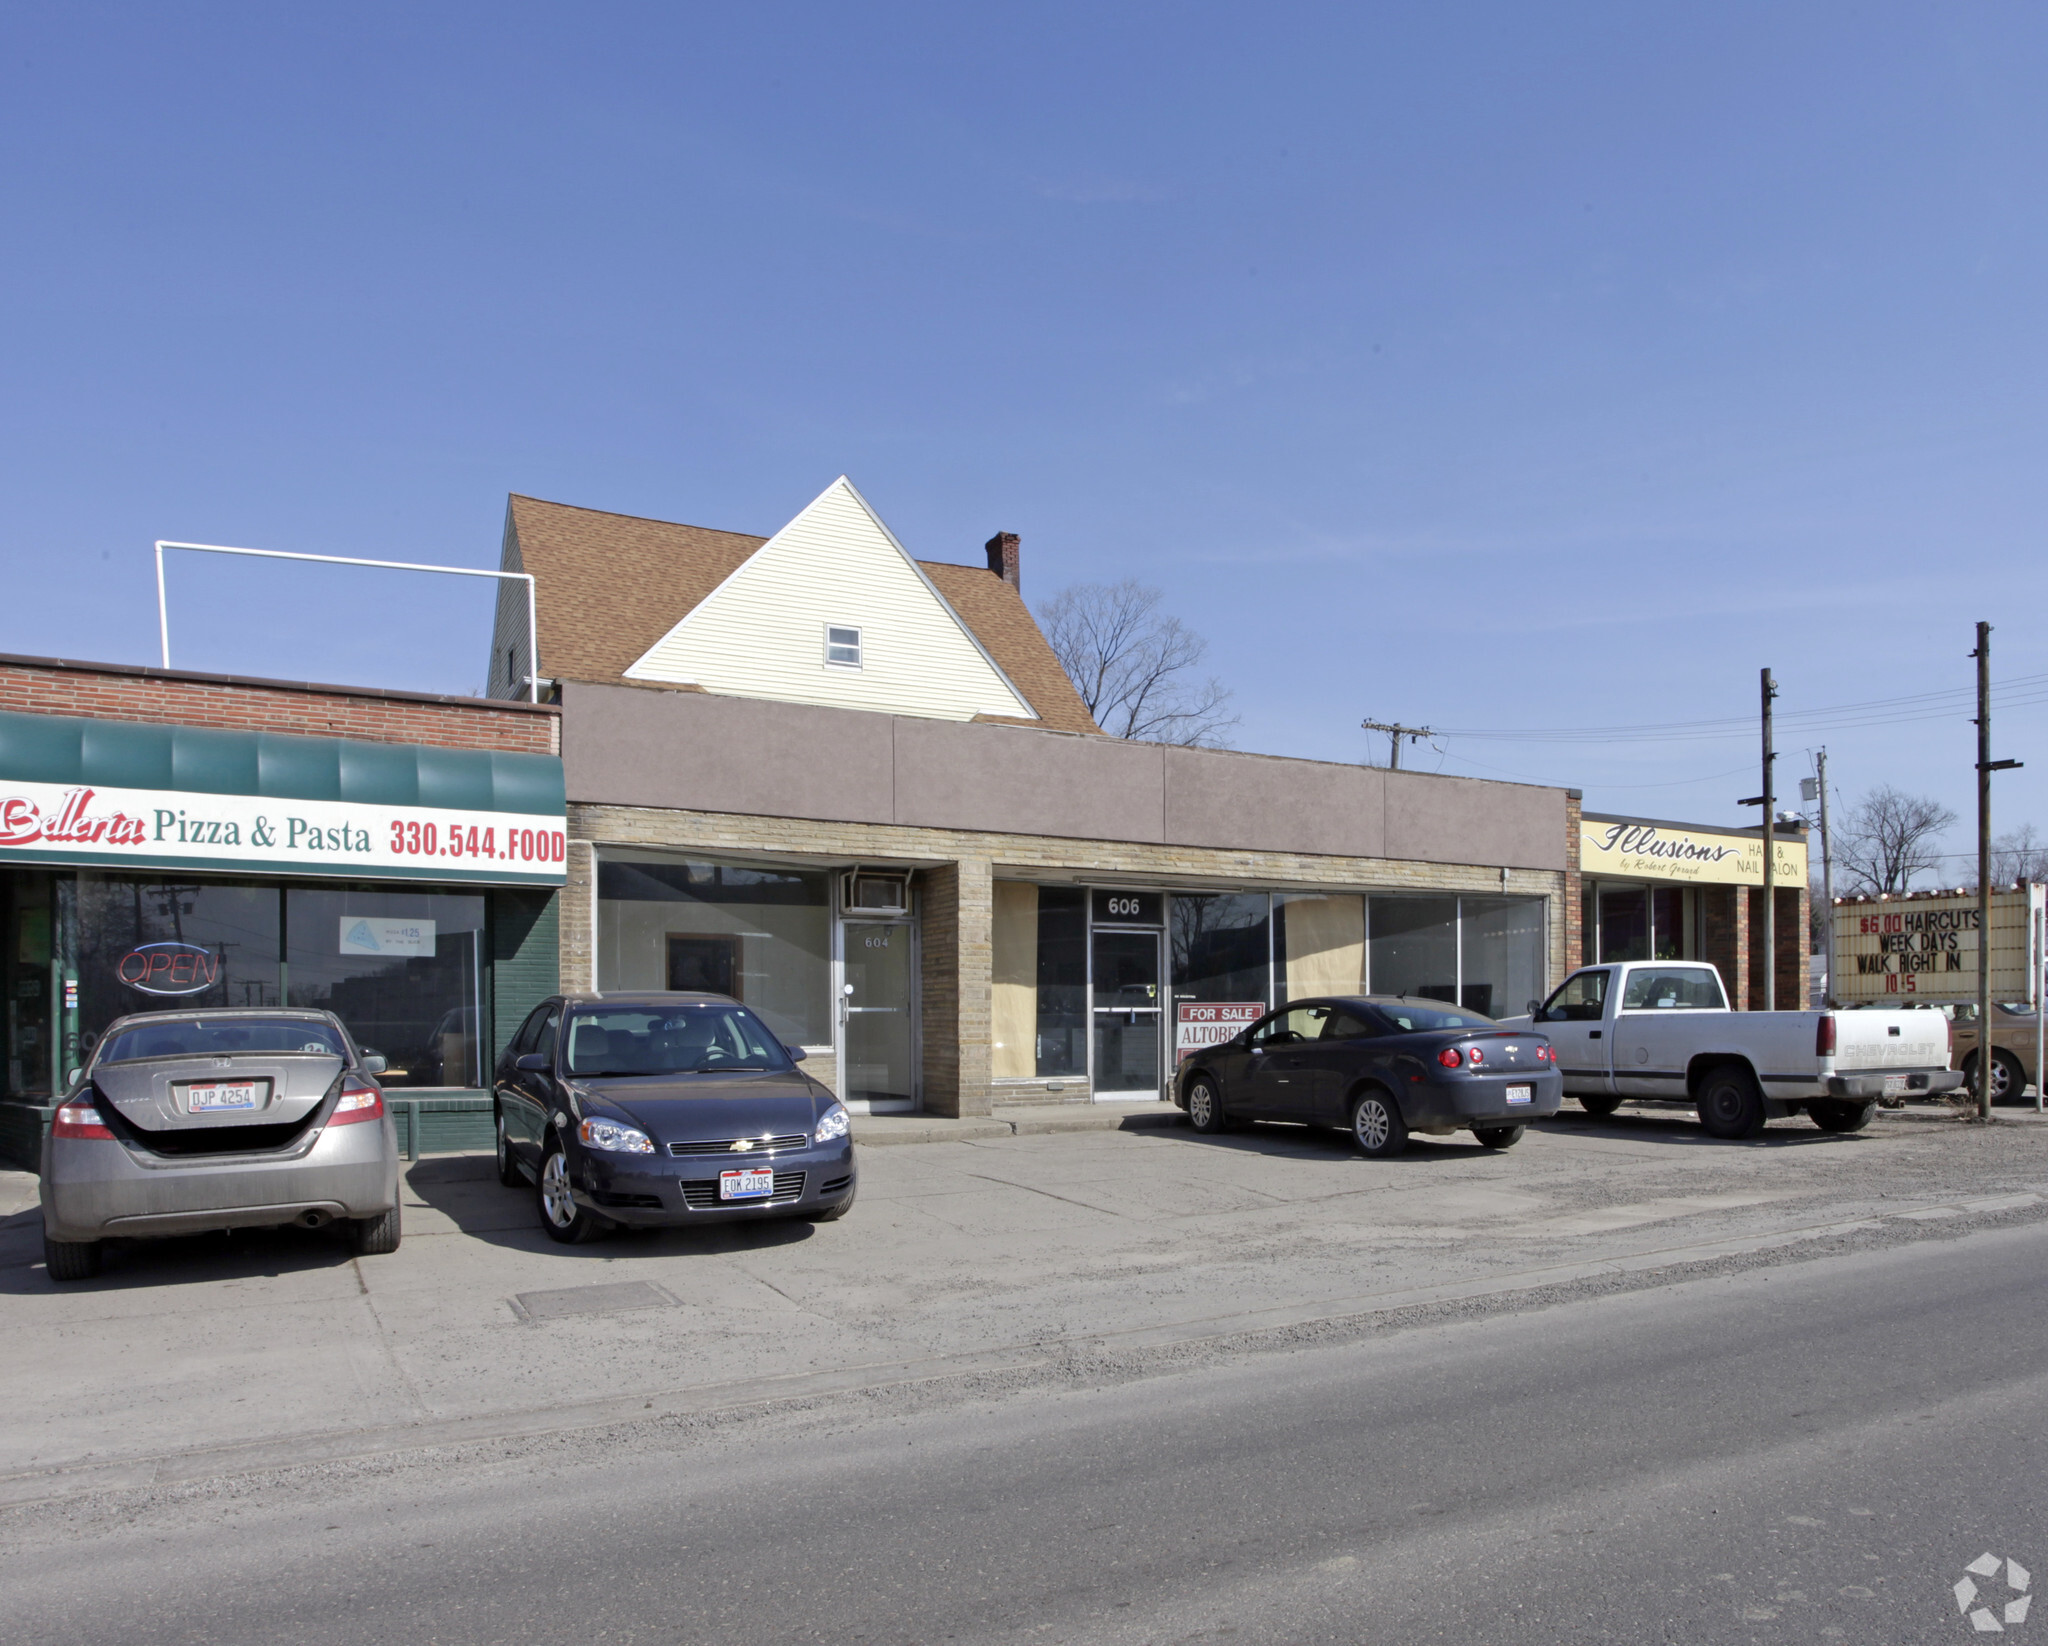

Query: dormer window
<box><xmin>825</xmin><ymin>624</ymin><xmax>862</xmax><ymax>668</ymax></box>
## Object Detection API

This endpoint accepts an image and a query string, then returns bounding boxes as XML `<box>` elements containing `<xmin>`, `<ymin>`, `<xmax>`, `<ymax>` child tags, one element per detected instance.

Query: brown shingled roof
<box><xmin>507</xmin><ymin>493</ymin><xmax>1101</xmax><ymax>735</ymax></box>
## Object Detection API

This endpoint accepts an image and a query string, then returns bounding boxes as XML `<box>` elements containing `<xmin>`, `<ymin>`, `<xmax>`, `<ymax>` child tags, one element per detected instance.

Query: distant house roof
<box><xmin>501</xmin><ymin>493</ymin><xmax>1102</xmax><ymax>735</ymax></box>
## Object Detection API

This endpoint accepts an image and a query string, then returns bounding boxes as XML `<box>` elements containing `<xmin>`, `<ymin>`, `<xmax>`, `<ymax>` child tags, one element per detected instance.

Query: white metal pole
<box><xmin>155</xmin><ymin>542</ymin><xmax>171</xmax><ymax>669</ymax></box>
<box><xmin>525</xmin><ymin>572</ymin><xmax>540</xmax><ymax>704</ymax></box>
<box><xmin>2035</xmin><ymin>895</ymin><xmax>2044</xmax><ymax>1115</ymax></box>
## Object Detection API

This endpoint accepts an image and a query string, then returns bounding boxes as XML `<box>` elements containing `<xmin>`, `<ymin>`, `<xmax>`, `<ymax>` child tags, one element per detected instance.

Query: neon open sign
<box><xmin>116</xmin><ymin>942</ymin><xmax>222</xmax><ymax>995</ymax></box>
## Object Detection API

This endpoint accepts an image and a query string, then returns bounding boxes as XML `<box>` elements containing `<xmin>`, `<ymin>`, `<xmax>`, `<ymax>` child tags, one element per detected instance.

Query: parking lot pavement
<box><xmin>3</xmin><ymin>1103</ymin><xmax>2047</xmax><ymax>1488</ymax></box>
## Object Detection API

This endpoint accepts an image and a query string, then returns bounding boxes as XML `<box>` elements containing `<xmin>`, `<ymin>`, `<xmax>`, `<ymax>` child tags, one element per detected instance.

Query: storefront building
<box><xmin>494</xmin><ymin>477</ymin><xmax>1575</xmax><ymax>1115</ymax></box>
<box><xmin>1574</xmin><ymin>810</ymin><xmax>1810</xmax><ymax>1009</ymax></box>
<box><xmin>0</xmin><ymin>655</ymin><xmax>565</xmax><ymax>1162</ymax></box>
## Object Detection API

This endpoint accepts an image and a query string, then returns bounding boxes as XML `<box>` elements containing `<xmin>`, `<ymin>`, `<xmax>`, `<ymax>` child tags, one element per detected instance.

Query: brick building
<box><xmin>491</xmin><ymin>476</ymin><xmax>1577</xmax><ymax>1117</ymax></box>
<box><xmin>0</xmin><ymin>655</ymin><xmax>566</xmax><ymax>1162</ymax></box>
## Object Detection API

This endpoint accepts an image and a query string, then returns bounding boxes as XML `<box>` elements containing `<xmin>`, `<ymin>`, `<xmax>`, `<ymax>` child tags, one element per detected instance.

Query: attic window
<box><xmin>824</xmin><ymin>624</ymin><xmax>862</xmax><ymax>669</ymax></box>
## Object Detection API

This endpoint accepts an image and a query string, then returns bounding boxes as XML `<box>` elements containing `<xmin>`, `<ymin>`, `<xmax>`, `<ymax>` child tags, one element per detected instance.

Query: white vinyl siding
<box><xmin>624</xmin><ymin>478</ymin><xmax>1035</xmax><ymax>722</ymax></box>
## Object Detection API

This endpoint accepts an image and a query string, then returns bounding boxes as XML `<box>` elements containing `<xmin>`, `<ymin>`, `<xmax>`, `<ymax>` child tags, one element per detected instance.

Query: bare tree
<box><xmin>1838</xmin><ymin>785</ymin><xmax>1957</xmax><ymax>895</ymax></box>
<box><xmin>1986</xmin><ymin>823</ymin><xmax>2048</xmax><ymax>888</ymax></box>
<box><xmin>1038</xmin><ymin>580</ymin><xmax>1240</xmax><ymax>747</ymax></box>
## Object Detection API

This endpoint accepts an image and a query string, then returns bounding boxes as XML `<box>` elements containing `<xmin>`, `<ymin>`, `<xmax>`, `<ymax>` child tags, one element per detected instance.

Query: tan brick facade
<box><xmin>566</xmin><ymin>800</ymin><xmax>1572</xmax><ymax>1118</ymax></box>
<box><xmin>0</xmin><ymin>655</ymin><xmax>558</xmax><ymax>754</ymax></box>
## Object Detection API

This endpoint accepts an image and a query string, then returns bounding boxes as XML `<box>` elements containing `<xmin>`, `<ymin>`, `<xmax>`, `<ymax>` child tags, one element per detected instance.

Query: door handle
<box><xmin>1589</xmin><ymin>1030</ymin><xmax>1602</xmax><ymax>1040</ymax></box>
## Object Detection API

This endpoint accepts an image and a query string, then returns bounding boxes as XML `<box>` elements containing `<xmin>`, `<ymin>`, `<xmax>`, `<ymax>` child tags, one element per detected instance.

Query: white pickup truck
<box><xmin>1500</xmin><ymin>960</ymin><xmax>1964</xmax><ymax>1138</ymax></box>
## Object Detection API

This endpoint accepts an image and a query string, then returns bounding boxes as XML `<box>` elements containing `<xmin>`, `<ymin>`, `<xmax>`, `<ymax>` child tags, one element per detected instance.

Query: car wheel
<box><xmin>1809</xmin><ymin>1098</ymin><xmax>1877</xmax><ymax>1134</ymax></box>
<box><xmin>44</xmin><ymin>1235</ymin><xmax>101</xmax><ymax>1283</ymax></box>
<box><xmin>537</xmin><ymin>1137</ymin><xmax>610</xmax><ymax>1244</ymax></box>
<box><xmin>1696</xmin><ymin>1065</ymin><xmax>1765</xmax><ymax>1140</ymax></box>
<box><xmin>495</xmin><ymin>1112</ymin><xmax>524</xmax><ymax>1187</ymax></box>
<box><xmin>1349</xmin><ymin>1089</ymin><xmax>1408</xmax><ymax>1158</ymax></box>
<box><xmin>808</xmin><ymin>1189</ymin><xmax>856</xmax><ymax>1223</ymax></box>
<box><xmin>1578</xmin><ymin>1093</ymin><xmax>1622</xmax><ymax>1118</ymax></box>
<box><xmin>352</xmin><ymin>1202</ymin><xmax>402</xmax><ymax>1256</ymax></box>
<box><xmin>1968</xmin><ymin>1048</ymin><xmax>2028</xmax><ymax>1106</ymax></box>
<box><xmin>1473</xmin><ymin>1125</ymin><xmax>1526</xmax><ymax>1149</ymax></box>
<box><xmin>1186</xmin><ymin>1076</ymin><xmax>1228</xmax><ymax>1134</ymax></box>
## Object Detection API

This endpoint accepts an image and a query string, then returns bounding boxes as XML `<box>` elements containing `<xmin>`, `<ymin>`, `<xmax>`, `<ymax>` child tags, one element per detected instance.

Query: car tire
<box><xmin>1349</xmin><ymin>1089</ymin><xmax>1408</xmax><ymax>1158</ymax></box>
<box><xmin>1473</xmin><ymin>1125</ymin><xmax>1526</xmax><ymax>1149</ymax></box>
<box><xmin>1809</xmin><ymin>1098</ymin><xmax>1877</xmax><ymax>1134</ymax></box>
<box><xmin>44</xmin><ymin>1234</ymin><xmax>101</xmax><ymax>1283</ymax></box>
<box><xmin>352</xmin><ymin>1202</ymin><xmax>402</xmax><ymax>1256</ymax></box>
<box><xmin>1966</xmin><ymin>1048</ymin><xmax>2028</xmax><ymax>1106</ymax></box>
<box><xmin>1696</xmin><ymin>1065</ymin><xmax>1766</xmax><ymax>1140</ymax></box>
<box><xmin>537</xmin><ymin>1137</ymin><xmax>611</xmax><ymax>1244</ymax></box>
<box><xmin>1578</xmin><ymin>1093</ymin><xmax>1623</xmax><ymax>1118</ymax></box>
<box><xmin>808</xmin><ymin>1189</ymin><xmax>855</xmax><ymax>1223</ymax></box>
<box><xmin>1186</xmin><ymin>1076</ymin><xmax>1228</xmax><ymax>1134</ymax></box>
<box><xmin>495</xmin><ymin>1111</ymin><xmax>525</xmax><ymax>1187</ymax></box>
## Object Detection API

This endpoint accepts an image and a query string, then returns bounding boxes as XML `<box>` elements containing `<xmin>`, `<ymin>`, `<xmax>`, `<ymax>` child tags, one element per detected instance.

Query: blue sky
<box><xmin>3</xmin><ymin>3</ymin><xmax>2044</xmax><ymax>875</ymax></box>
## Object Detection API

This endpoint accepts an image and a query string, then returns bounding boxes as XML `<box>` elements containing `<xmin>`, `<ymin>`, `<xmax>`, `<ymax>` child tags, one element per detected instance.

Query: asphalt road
<box><xmin>7</xmin><ymin>1217</ymin><xmax>2045</xmax><ymax>1644</ymax></box>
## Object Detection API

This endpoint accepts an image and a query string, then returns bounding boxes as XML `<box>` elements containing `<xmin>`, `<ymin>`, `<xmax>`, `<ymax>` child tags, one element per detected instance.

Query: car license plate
<box><xmin>1883</xmin><ymin>1073</ymin><xmax>1910</xmax><ymax>1097</ymax></box>
<box><xmin>1505</xmin><ymin>1085</ymin><xmax>1533</xmax><ymax>1105</ymax></box>
<box><xmin>186</xmin><ymin>1081</ymin><xmax>262</xmax><ymax>1112</ymax></box>
<box><xmin>720</xmin><ymin>1167</ymin><xmax>775</xmax><ymax>1201</ymax></box>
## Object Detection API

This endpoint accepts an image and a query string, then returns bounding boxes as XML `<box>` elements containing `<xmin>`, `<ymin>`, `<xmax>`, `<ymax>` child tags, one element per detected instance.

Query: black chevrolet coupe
<box><xmin>1175</xmin><ymin>997</ymin><xmax>1562</xmax><ymax>1156</ymax></box>
<box><xmin>494</xmin><ymin>993</ymin><xmax>855</xmax><ymax>1242</ymax></box>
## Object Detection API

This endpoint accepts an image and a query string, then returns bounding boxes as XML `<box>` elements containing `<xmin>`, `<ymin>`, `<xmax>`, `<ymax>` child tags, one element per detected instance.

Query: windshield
<box><xmin>1376</xmin><ymin>1002</ymin><xmax>1496</xmax><ymax>1033</ymax></box>
<box><xmin>1620</xmin><ymin>968</ymin><xmax>1725</xmax><ymax>1011</ymax></box>
<box><xmin>98</xmin><ymin>1017</ymin><xmax>347</xmax><ymax>1063</ymax></box>
<box><xmin>563</xmin><ymin>1004</ymin><xmax>791</xmax><ymax>1077</ymax></box>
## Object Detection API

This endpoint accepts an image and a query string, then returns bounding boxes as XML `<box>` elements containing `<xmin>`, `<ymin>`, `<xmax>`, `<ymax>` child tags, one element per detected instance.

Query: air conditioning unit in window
<box><xmin>842</xmin><ymin>869</ymin><xmax>912</xmax><ymax>916</ymax></box>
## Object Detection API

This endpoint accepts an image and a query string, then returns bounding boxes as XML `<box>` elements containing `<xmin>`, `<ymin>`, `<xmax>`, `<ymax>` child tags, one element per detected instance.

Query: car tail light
<box><xmin>1466</xmin><ymin>1046</ymin><xmax>1485</xmax><ymax>1065</ymax></box>
<box><xmin>53</xmin><ymin>1098</ymin><xmax>113</xmax><ymax>1141</ymax></box>
<box><xmin>1437</xmin><ymin>1046</ymin><xmax>1462</xmax><ymax>1068</ymax></box>
<box><xmin>1815</xmin><ymin>1014</ymin><xmax>1836</xmax><ymax>1057</ymax></box>
<box><xmin>329</xmin><ymin>1078</ymin><xmax>385</xmax><ymax>1127</ymax></box>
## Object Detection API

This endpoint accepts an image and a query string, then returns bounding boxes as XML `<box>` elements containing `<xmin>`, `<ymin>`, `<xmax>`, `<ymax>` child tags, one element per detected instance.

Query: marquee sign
<box><xmin>1580</xmin><ymin>818</ymin><xmax>1806</xmax><ymax>887</ymax></box>
<box><xmin>0</xmin><ymin>780</ymin><xmax>566</xmax><ymax>885</ymax></box>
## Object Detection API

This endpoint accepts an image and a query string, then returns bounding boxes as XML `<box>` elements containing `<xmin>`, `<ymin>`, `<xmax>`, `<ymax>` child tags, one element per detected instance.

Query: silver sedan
<box><xmin>40</xmin><ymin>1007</ymin><xmax>402</xmax><ymax>1282</ymax></box>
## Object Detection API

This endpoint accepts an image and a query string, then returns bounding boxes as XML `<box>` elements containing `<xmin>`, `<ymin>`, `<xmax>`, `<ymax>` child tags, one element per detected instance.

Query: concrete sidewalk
<box><xmin>852</xmin><ymin>1100</ymin><xmax>1188</xmax><ymax>1146</ymax></box>
<box><xmin>4</xmin><ymin>1104</ymin><xmax>2047</xmax><ymax>1500</ymax></box>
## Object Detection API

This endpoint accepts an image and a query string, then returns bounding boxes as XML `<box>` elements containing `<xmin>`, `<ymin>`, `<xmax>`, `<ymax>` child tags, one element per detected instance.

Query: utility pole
<box><xmin>1802</xmin><ymin>750</ymin><xmax>1835</xmax><ymax>1007</ymax></box>
<box><xmin>1971</xmin><ymin>622</ymin><xmax>2025</xmax><ymax>1117</ymax></box>
<box><xmin>1761</xmin><ymin>668</ymin><xmax>1778</xmax><ymax>1012</ymax></box>
<box><xmin>1361</xmin><ymin>719</ymin><xmax>1433</xmax><ymax>771</ymax></box>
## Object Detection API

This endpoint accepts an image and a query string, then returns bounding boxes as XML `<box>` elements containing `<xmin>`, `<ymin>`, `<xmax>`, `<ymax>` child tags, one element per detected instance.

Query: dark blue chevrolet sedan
<box><xmin>1175</xmin><ymin>996</ymin><xmax>1562</xmax><ymax>1156</ymax></box>
<box><xmin>495</xmin><ymin>993</ymin><xmax>855</xmax><ymax>1242</ymax></box>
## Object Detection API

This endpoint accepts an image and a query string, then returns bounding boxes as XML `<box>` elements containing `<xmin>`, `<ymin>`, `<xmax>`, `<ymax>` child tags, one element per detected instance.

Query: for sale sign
<box><xmin>1176</xmin><ymin>1002</ymin><xmax>1264</xmax><ymax>1062</ymax></box>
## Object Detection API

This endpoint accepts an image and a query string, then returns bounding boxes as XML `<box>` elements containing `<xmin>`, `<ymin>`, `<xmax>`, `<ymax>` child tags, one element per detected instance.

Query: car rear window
<box><xmin>1376</xmin><ymin>1003</ymin><xmax>1496</xmax><ymax>1033</ymax></box>
<box><xmin>1620</xmin><ymin>969</ymin><xmax>1724</xmax><ymax>1010</ymax></box>
<box><xmin>98</xmin><ymin>1018</ymin><xmax>347</xmax><ymax>1063</ymax></box>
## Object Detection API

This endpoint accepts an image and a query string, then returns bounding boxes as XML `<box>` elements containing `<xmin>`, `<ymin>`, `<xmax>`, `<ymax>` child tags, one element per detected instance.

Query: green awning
<box><xmin>0</xmin><ymin>709</ymin><xmax>564</xmax><ymax>817</ymax></box>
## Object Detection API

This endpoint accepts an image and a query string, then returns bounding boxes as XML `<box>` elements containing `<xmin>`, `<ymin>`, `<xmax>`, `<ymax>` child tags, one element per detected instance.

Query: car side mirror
<box><xmin>360</xmin><ymin>1053</ymin><xmax>388</xmax><ymax>1075</ymax></box>
<box><xmin>784</xmin><ymin>1044</ymin><xmax>808</xmax><ymax>1062</ymax></box>
<box><xmin>1526</xmin><ymin>999</ymin><xmax>1541</xmax><ymax>1019</ymax></box>
<box><xmin>66</xmin><ymin>1067</ymin><xmax>82</xmax><ymax>1088</ymax></box>
<box><xmin>515</xmin><ymin>1053</ymin><xmax>550</xmax><ymax>1073</ymax></box>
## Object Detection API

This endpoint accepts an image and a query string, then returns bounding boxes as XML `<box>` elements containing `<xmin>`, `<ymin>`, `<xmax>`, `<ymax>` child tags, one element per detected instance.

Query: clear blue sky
<box><xmin>4</xmin><ymin>3</ymin><xmax>2043</xmax><ymax>875</ymax></box>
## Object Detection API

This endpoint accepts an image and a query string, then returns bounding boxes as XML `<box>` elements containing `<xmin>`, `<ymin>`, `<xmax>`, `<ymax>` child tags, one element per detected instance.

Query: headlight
<box><xmin>579</xmin><ymin>1116</ymin><xmax>656</xmax><ymax>1154</ymax></box>
<box><xmin>813</xmin><ymin>1103</ymin><xmax>851</xmax><ymax>1145</ymax></box>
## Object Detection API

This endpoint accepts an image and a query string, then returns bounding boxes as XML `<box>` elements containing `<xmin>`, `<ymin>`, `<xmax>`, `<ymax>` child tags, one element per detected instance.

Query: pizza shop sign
<box><xmin>0</xmin><ymin>779</ymin><xmax>566</xmax><ymax>884</ymax></box>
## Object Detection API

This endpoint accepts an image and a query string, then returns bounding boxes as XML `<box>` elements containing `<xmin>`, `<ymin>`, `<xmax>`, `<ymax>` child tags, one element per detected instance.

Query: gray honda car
<box><xmin>494</xmin><ymin>992</ymin><xmax>856</xmax><ymax>1241</ymax></box>
<box><xmin>40</xmin><ymin>1007</ymin><xmax>403</xmax><ymax>1282</ymax></box>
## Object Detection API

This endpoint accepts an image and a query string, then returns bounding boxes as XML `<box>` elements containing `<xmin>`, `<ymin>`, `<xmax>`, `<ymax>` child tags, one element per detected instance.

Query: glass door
<box><xmin>1092</xmin><ymin>929</ymin><xmax>1162</xmax><ymax>1099</ymax></box>
<box><xmin>842</xmin><ymin>920</ymin><xmax>916</xmax><ymax>1111</ymax></box>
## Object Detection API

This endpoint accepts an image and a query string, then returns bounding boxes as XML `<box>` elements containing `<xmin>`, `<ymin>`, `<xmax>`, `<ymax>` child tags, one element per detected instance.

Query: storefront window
<box><xmin>1652</xmin><ymin>886</ymin><xmax>1687</xmax><ymax>960</ymax></box>
<box><xmin>990</xmin><ymin>884</ymin><xmax>1088</xmax><ymax>1080</ymax></box>
<box><xmin>595</xmin><ymin>852</ymin><xmax>832</xmax><ymax>1047</ymax></box>
<box><xmin>1368</xmin><ymin>896</ymin><xmax>1459</xmax><ymax>1002</ymax></box>
<box><xmin>1458</xmin><ymin>896</ymin><xmax>1545</xmax><ymax>1020</ymax></box>
<box><xmin>1276</xmin><ymin>894</ymin><xmax>1365</xmax><ymax>1003</ymax></box>
<box><xmin>1170</xmin><ymin>894</ymin><xmax>1271</xmax><ymax>1009</ymax></box>
<box><xmin>285</xmin><ymin>887</ymin><xmax>485</xmax><ymax>1087</ymax></box>
<box><xmin>1598</xmin><ymin>887</ymin><xmax>1649</xmax><ymax>963</ymax></box>
<box><xmin>4</xmin><ymin>872</ymin><xmax>56</xmax><ymax>1098</ymax></box>
<box><xmin>75</xmin><ymin>876</ymin><xmax>282</xmax><ymax>1055</ymax></box>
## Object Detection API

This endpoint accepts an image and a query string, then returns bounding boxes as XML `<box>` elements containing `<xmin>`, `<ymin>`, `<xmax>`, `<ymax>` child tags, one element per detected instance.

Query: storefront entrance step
<box><xmin>850</xmin><ymin>1105</ymin><xmax>1188</xmax><ymax>1147</ymax></box>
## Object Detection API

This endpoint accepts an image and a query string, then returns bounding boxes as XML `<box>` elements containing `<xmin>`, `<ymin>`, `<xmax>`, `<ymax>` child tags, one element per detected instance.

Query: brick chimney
<box><xmin>985</xmin><ymin>531</ymin><xmax>1020</xmax><ymax>594</ymax></box>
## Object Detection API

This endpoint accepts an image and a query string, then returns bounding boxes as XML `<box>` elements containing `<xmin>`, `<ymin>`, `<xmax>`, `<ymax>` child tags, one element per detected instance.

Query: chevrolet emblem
<box><xmin>730</xmin><ymin>1139</ymin><xmax>755</xmax><ymax>1153</ymax></box>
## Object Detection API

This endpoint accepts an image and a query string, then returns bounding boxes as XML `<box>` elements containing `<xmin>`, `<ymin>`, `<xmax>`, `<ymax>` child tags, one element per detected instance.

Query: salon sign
<box><xmin>0</xmin><ymin>780</ymin><xmax>566</xmax><ymax>885</ymax></box>
<box><xmin>1580</xmin><ymin>818</ymin><xmax>1806</xmax><ymax>887</ymax></box>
